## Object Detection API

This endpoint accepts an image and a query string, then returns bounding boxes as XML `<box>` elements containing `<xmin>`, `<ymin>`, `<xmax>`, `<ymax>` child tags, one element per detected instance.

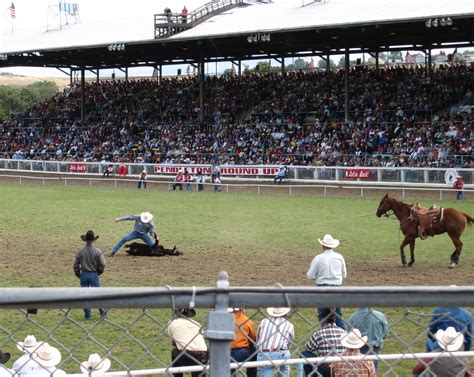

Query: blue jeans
<box><xmin>360</xmin><ymin>345</ymin><xmax>380</xmax><ymax>370</ymax></box>
<box><xmin>317</xmin><ymin>307</ymin><xmax>346</xmax><ymax>330</ymax></box>
<box><xmin>80</xmin><ymin>272</ymin><xmax>106</xmax><ymax>319</ymax></box>
<box><xmin>301</xmin><ymin>350</ymin><xmax>330</xmax><ymax>377</ymax></box>
<box><xmin>457</xmin><ymin>191</ymin><xmax>464</xmax><ymax>200</ymax></box>
<box><xmin>257</xmin><ymin>350</ymin><xmax>290</xmax><ymax>377</ymax></box>
<box><xmin>231</xmin><ymin>347</ymin><xmax>257</xmax><ymax>377</ymax></box>
<box><xmin>112</xmin><ymin>231</ymin><xmax>154</xmax><ymax>254</ymax></box>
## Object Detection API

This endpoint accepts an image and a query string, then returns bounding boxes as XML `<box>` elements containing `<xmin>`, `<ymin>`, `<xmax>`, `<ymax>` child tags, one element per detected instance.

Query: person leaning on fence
<box><xmin>413</xmin><ymin>327</ymin><xmax>472</xmax><ymax>377</ymax></box>
<box><xmin>13</xmin><ymin>335</ymin><xmax>42</xmax><ymax>375</ymax></box>
<box><xmin>256</xmin><ymin>307</ymin><xmax>294</xmax><ymax>377</ymax></box>
<box><xmin>454</xmin><ymin>175</ymin><xmax>465</xmax><ymax>200</ymax></box>
<box><xmin>425</xmin><ymin>304</ymin><xmax>472</xmax><ymax>352</ymax></box>
<box><xmin>73</xmin><ymin>230</ymin><xmax>107</xmax><ymax>320</ymax></box>
<box><xmin>27</xmin><ymin>343</ymin><xmax>67</xmax><ymax>377</ymax></box>
<box><xmin>137</xmin><ymin>169</ymin><xmax>147</xmax><ymax>189</ymax></box>
<box><xmin>348</xmin><ymin>307</ymin><xmax>388</xmax><ymax>370</ymax></box>
<box><xmin>111</xmin><ymin>212</ymin><xmax>156</xmax><ymax>256</ymax></box>
<box><xmin>307</xmin><ymin>234</ymin><xmax>347</xmax><ymax>330</ymax></box>
<box><xmin>301</xmin><ymin>308</ymin><xmax>346</xmax><ymax>377</ymax></box>
<box><xmin>102</xmin><ymin>164</ymin><xmax>113</xmax><ymax>178</ymax></box>
<box><xmin>167</xmin><ymin>308</ymin><xmax>208</xmax><ymax>377</ymax></box>
<box><xmin>331</xmin><ymin>329</ymin><xmax>376</xmax><ymax>377</ymax></box>
<box><xmin>229</xmin><ymin>308</ymin><xmax>257</xmax><ymax>377</ymax></box>
<box><xmin>274</xmin><ymin>166</ymin><xmax>288</xmax><ymax>184</ymax></box>
<box><xmin>80</xmin><ymin>353</ymin><xmax>111</xmax><ymax>377</ymax></box>
<box><xmin>196</xmin><ymin>171</ymin><xmax>205</xmax><ymax>192</ymax></box>
<box><xmin>181</xmin><ymin>5</ymin><xmax>188</xmax><ymax>23</ymax></box>
<box><xmin>164</xmin><ymin>7</ymin><xmax>172</xmax><ymax>23</ymax></box>
<box><xmin>0</xmin><ymin>349</ymin><xmax>12</xmax><ymax>377</ymax></box>
<box><xmin>172</xmin><ymin>171</ymin><xmax>184</xmax><ymax>191</ymax></box>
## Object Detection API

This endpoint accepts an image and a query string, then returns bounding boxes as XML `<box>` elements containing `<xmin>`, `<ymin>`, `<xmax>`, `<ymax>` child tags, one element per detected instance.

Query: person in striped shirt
<box><xmin>301</xmin><ymin>308</ymin><xmax>346</xmax><ymax>377</ymax></box>
<box><xmin>256</xmin><ymin>307</ymin><xmax>294</xmax><ymax>377</ymax></box>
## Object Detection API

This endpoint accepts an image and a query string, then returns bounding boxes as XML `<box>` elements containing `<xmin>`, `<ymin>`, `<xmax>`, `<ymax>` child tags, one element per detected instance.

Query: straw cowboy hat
<box><xmin>17</xmin><ymin>335</ymin><xmax>41</xmax><ymax>352</ymax></box>
<box><xmin>80</xmin><ymin>230</ymin><xmax>99</xmax><ymax>243</ymax></box>
<box><xmin>140</xmin><ymin>212</ymin><xmax>153</xmax><ymax>223</ymax></box>
<box><xmin>32</xmin><ymin>343</ymin><xmax>62</xmax><ymax>367</ymax></box>
<box><xmin>227</xmin><ymin>308</ymin><xmax>242</xmax><ymax>313</ymax></box>
<box><xmin>266</xmin><ymin>307</ymin><xmax>290</xmax><ymax>317</ymax></box>
<box><xmin>318</xmin><ymin>234</ymin><xmax>340</xmax><ymax>249</ymax></box>
<box><xmin>80</xmin><ymin>353</ymin><xmax>111</xmax><ymax>376</ymax></box>
<box><xmin>340</xmin><ymin>329</ymin><xmax>368</xmax><ymax>349</ymax></box>
<box><xmin>435</xmin><ymin>327</ymin><xmax>464</xmax><ymax>352</ymax></box>
<box><xmin>0</xmin><ymin>350</ymin><xmax>11</xmax><ymax>365</ymax></box>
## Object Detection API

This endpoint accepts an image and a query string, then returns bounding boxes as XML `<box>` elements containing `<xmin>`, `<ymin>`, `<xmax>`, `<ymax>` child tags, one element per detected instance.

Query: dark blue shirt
<box><xmin>428</xmin><ymin>307</ymin><xmax>472</xmax><ymax>351</ymax></box>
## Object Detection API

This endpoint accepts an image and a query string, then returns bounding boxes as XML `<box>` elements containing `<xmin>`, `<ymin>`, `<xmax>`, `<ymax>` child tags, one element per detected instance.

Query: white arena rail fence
<box><xmin>1</xmin><ymin>272</ymin><xmax>474</xmax><ymax>377</ymax></box>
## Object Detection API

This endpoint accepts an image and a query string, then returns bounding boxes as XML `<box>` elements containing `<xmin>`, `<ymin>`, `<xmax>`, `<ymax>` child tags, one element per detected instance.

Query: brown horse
<box><xmin>376</xmin><ymin>194</ymin><xmax>473</xmax><ymax>268</ymax></box>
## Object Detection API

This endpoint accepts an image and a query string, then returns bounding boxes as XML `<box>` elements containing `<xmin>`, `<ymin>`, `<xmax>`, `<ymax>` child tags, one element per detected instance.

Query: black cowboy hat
<box><xmin>174</xmin><ymin>308</ymin><xmax>196</xmax><ymax>318</ymax></box>
<box><xmin>80</xmin><ymin>230</ymin><xmax>99</xmax><ymax>242</ymax></box>
<box><xmin>0</xmin><ymin>350</ymin><xmax>11</xmax><ymax>364</ymax></box>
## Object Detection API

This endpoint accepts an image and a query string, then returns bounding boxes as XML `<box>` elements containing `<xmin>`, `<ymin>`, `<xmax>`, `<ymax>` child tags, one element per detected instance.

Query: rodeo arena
<box><xmin>1</xmin><ymin>0</ymin><xmax>474</xmax><ymax>376</ymax></box>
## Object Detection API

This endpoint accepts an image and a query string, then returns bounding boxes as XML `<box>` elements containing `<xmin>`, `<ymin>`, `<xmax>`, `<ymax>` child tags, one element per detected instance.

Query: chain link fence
<box><xmin>1</xmin><ymin>273</ymin><xmax>473</xmax><ymax>376</ymax></box>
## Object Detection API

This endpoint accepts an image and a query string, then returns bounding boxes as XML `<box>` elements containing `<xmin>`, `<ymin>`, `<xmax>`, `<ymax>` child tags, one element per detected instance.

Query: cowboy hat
<box><xmin>32</xmin><ymin>343</ymin><xmax>61</xmax><ymax>367</ymax></box>
<box><xmin>80</xmin><ymin>230</ymin><xmax>99</xmax><ymax>242</ymax></box>
<box><xmin>0</xmin><ymin>350</ymin><xmax>10</xmax><ymax>365</ymax></box>
<box><xmin>340</xmin><ymin>329</ymin><xmax>368</xmax><ymax>349</ymax></box>
<box><xmin>80</xmin><ymin>353</ymin><xmax>111</xmax><ymax>376</ymax></box>
<box><xmin>17</xmin><ymin>335</ymin><xmax>40</xmax><ymax>352</ymax></box>
<box><xmin>140</xmin><ymin>212</ymin><xmax>153</xmax><ymax>223</ymax></box>
<box><xmin>174</xmin><ymin>308</ymin><xmax>196</xmax><ymax>318</ymax></box>
<box><xmin>266</xmin><ymin>307</ymin><xmax>290</xmax><ymax>317</ymax></box>
<box><xmin>227</xmin><ymin>308</ymin><xmax>241</xmax><ymax>313</ymax></box>
<box><xmin>435</xmin><ymin>327</ymin><xmax>464</xmax><ymax>352</ymax></box>
<box><xmin>318</xmin><ymin>234</ymin><xmax>340</xmax><ymax>249</ymax></box>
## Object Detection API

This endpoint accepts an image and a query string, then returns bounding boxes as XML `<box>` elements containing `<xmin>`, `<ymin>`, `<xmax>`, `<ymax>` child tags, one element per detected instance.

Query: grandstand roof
<box><xmin>1</xmin><ymin>0</ymin><xmax>473</xmax><ymax>70</ymax></box>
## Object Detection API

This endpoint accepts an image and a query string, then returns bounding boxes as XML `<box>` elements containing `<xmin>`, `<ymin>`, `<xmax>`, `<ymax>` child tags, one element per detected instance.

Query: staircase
<box><xmin>154</xmin><ymin>0</ymin><xmax>245</xmax><ymax>38</ymax></box>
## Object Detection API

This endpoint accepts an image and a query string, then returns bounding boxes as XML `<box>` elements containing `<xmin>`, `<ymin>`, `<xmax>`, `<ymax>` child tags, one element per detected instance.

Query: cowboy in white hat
<box><xmin>256</xmin><ymin>307</ymin><xmax>294</xmax><ymax>377</ymax></box>
<box><xmin>74</xmin><ymin>230</ymin><xmax>107</xmax><ymax>320</ymax></box>
<box><xmin>331</xmin><ymin>329</ymin><xmax>376</xmax><ymax>376</ymax></box>
<box><xmin>111</xmin><ymin>212</ymin><xmax>156</xmax><ymax>256</ymax></box>
<box><xmin>28</xmin><ymin>343</ymin><xmax>67</xmax><ymax>377</ymax></box>
<box><xmin>80</xmin><ymin>353</ymin><xmax>111</xmax><ymax>376</ymax></box>
<box><xmin>13</xmin><ymin>335</ymin><xmax>42</xmax><ymax>374</ymax></box>
<box><xmin>413</xmin><ymin>327</ymin><xmax>470</xmax><ymax>376</ymax></box>
<box><xmin>307</xmin><ymin>234</ymin><xmax>347</xmax><ymax>329</ymax></box>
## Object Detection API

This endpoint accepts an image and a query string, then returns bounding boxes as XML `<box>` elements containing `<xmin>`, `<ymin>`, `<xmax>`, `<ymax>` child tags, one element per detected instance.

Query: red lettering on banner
<box><xmin>69</xmin><ymin>164</ymin><xmax>86</xmax><ymax>172</ymax></box>
<box><xmin>152</xmin><ymin>165</ymin><xmax>277</xmax><ymax>176</ymax></box>
<box><xmin>344</xmin><ymin>169</ymin><xmax>371</xmax><ymax>179</ymax></box>
<box><xmin>264</xmin><ymin>168</ymin><xmax>279</xmax><ymax>175</ymax></box>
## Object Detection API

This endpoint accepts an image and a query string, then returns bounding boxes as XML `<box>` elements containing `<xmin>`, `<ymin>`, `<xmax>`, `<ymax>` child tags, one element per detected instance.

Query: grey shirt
<box><xmin>73</xmin><ymin>244</ymin><xmax>106</xmax><ymax>277</ymax></box>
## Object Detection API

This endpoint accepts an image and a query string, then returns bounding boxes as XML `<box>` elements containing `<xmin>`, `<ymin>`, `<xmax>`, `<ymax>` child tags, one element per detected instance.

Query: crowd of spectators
<box><xmin>0</xmin><ymin>64</ymin><xmax>472</xmax><ymax>167</ymax></box>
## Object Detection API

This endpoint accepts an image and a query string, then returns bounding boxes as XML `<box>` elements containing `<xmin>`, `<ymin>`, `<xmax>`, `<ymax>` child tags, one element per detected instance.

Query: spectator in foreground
<box><xmin>426</xmin><ymin>305</ymin><xmax>472</xmax><ymax>352</ymax></box>
<box><xmin>167</xmin><ymin>308</ymin><xmax>208</xmax><ymax>377</ymax></box>
<box><xmin>229</xmin><ymin>308</ymin><xmax>257</xmax><ymax>377</ymax></box>
<box><xmin>29</xmin><ymin>343</ymin><xmax>67</xmax><ymax>377</ymax></box>
<box><xmin>307</xmin><ymin>234</ymin><xmax>347</xmax><ymax>329</ymax></box>
<box><xmin>331</xmin><ymin>329</ymin><xmax>376</xmax><ymax>377</ymax></box>
<box><xmin>257</xmin><ymin>307</ymin><xmax>294</xmax><ymax>377</ymax></box>
<box><xmin>80</xmin><ymin>353</ymin><xmax>111</xmax><ymax>376</ymax></box>
<box><xmin>348</xmin><ymin>307</ymin><xmax>388</xmax><ymax>370</ymax></box>
<box><xmin>413</xmin><ymin>327</ymin><xmax>472</xmax><ymax>377</ymax></box>
<box><xmin>73</xmin><ymin>230</ymin><xmax>107</xmax><ymax>320</ymax></box>
<box><xmin>111</xmin><ymin>212</ymin><xmax>156</xmax><ymax>256</ymax></box>
<box><xmin>0</xmin><ymin>350</ymin><xmax>12</xmax><ymax>377</ymax></box>
<box><xmin>13</xmin><ymin>335</ymin><xmax>42</xmax><ymax>374</ymax></box>
<box><xmin>301</xmin><ymin>308</ymin><xmax>346</xmax><ymax>377</ymax></box>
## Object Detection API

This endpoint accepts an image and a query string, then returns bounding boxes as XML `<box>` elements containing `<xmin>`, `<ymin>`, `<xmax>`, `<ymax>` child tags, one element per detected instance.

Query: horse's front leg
<box><xmin>408</xmin><ymin>239</ymin><xmax>416</xmax><ymax>267</ymax></box>
<box><xmin>399</xmin><ymin>237</ymin><xmax>410</xmax><ymax>267</ymax></box>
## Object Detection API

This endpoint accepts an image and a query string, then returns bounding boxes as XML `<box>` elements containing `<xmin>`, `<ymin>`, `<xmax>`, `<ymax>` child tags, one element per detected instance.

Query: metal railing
<box><xmin>1</xmin><ymin>273</ymin><xmax>474</xmax><ymax>376</ymax></box>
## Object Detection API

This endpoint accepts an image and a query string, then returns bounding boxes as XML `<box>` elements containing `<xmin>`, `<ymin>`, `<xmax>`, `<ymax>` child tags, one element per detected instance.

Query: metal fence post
<box><xmin>204</xmin><ymin>271</ymin><xmax>235</xmax><ymax>377</ymax></box>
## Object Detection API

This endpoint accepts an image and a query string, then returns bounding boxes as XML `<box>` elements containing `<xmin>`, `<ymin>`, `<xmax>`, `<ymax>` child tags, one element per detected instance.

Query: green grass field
<box><xmin>0</xmin><ymin>183</ymin><xmax>473</xmax><ymax>375</ymax></box>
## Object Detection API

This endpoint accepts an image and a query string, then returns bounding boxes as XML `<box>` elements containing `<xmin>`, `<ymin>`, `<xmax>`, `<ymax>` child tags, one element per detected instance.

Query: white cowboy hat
<box><xmin>266</xmin><ymin>307</ymin><xmax>290</xmax><ymax>317</ymax></box>
<box><xmin>340</xmin><ymin>329</ymin><xmax>368</xmax><ymax>349</ymax></box>
<box><xmin>80</xmin><ymin>353</ymin><xmax>111</xmax><ymax>376</ymax></box>
<box><xmin>140</xmin><ymin>212</ymin><xmax>153</xmax><ymax>223</ymax></box>
<box><xmin>318</xmin><ymin>234</ymin><xmax>340</xmax><ymax>249</ymax></box>
<box><xmin>227</xmin><ymin>308</ymin><xmax>241</xmax><ymax>313</ymax></box>
<box><xmin>435</xmin><ymin>327</ymin><xmax>464</xmax><ymax>352</ymax></box>
<box><xmin>17</xmin><ymin>335</ymin><xmax>40</xmax><ymax>352</ymax></box>
<box><xmin>32</xmin><ymin>343</ymin><xmax>61</xmax><ymax>367</ymax></box>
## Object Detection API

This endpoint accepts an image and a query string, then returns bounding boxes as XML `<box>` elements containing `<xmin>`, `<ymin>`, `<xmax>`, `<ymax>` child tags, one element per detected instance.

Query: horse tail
<box><xmin>463</xmin><ymin>213</ymin><xmax>474</xmax><ymax>226</ymax></box>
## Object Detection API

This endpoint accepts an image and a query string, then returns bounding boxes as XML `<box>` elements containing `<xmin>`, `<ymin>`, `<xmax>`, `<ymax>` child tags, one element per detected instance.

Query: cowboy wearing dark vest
<box><xmin>73</xmin><ymin>230</ymin><xmax>107</xmax><ymax>320</ymax></box>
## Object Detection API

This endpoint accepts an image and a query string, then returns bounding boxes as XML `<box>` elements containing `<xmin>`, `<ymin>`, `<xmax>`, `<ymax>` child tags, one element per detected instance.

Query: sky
<box><xmin>0</xmin><ymin>0</ymin><xmax>470</xmax><ymax>78</ymax></box>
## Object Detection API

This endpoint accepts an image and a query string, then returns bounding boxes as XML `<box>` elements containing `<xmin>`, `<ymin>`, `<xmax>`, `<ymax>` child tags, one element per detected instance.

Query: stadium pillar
<box><xmin>427</xmin><ymin>49</ymin><xmax>432</xmax><ymax>73</ymax></box>
<box><xmin>344</xmin><ymin>49</ymin><xmax>349</xmax><ymax>122</ymax></box>
<box><xmin>199</xmin><ymin>59</ymin><xmax>205</xmax><ymax>123</ymax></box>
<box><xmin>238</xmin><ymin>60</ymin><xmax>241</xmax><ymax>76</ymax></box>
<box><xmin>70</xmin><ymin>68</ymin><xmax>73</xmax><ymax>87</ymax></box>
<box><xmin>375</xmin><ymin>51</ymin><xmax>379</xmax><ymax>72</ymax></box>
<box><xmin>326</xmin><ymin>54</ymin><xmax>330</xmax><ymax>71</ymax></box>
<box><xmin>80</xmin><ymin>67</ymin><xmax>85</xmax><ymax>122</ymax></box>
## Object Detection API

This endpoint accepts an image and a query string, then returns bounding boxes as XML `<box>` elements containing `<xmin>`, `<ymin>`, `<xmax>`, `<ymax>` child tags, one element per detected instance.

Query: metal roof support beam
<box><xmin>344</xmin><ymin>49</ymin><xmax>349</xmax><ymax>122</ymax></box>
<box><xmin>327</xmin><ymin>54</ymin><xmax>330</xmax><ymax>71</ymax></box>
<box><xmin>427</xmin><ymin>49</ymin><xmax>432</xmax><ymax>74</ymax></box>
<box><xmin>80</xmin><ymin>67</ymin><xmax>85</xmax><ymax>122</ymax></box>
<box><xmin>118</xmin><ymin>67</ymin><xmax>128</xmax><ymax>82</ymax></box>
<box><xmin>199</xmin><ymin>58</ymin><xmax>204</xmax><ymax>124</ymax></box>
<box><xmin>230</xmin><ymin>60</ymin><xmax>241</xmax><ymax>76</ymax></box>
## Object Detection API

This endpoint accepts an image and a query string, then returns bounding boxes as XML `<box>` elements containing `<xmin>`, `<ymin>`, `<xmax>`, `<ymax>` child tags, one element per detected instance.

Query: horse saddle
<box><xmin>411</xmin><ymin>204</ymin><xmax>443</xmax><ymax>240</ymax></box>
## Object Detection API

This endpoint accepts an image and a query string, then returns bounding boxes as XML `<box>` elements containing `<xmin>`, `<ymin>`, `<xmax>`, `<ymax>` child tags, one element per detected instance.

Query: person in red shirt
<box><xmin>181</xmin><ymin>6</ymin><xmax>188</xmax><ymax>23</ymax></box>
<box><xmin>454</xmin><ymin>175</ymin><xmax>464</xmax><ymax>200</ymax></box>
